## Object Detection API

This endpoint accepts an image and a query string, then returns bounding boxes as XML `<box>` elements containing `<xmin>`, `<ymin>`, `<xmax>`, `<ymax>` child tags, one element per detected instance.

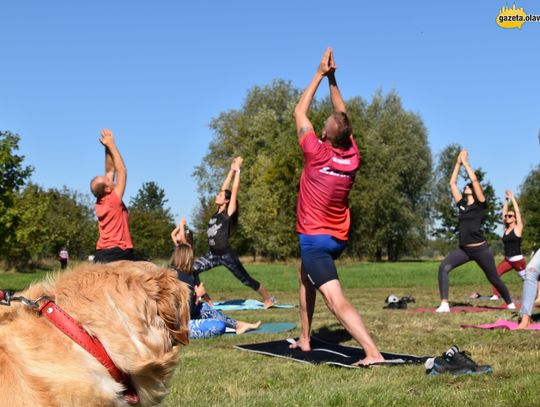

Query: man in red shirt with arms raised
<box><xmin>290</xmin><ymin>48</ymin><xmax>383</xmax><ymax>366</ymax></box>
<box><xmin>90</xmin><ymin>128</ymin><xmax>135</xmax><ymax>263</ymax></box>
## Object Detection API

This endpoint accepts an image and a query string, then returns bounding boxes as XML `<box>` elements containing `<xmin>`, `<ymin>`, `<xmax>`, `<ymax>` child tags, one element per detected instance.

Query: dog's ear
<box><xmin>155</xmin><ymin>269</ymin><xmax>190</xmax><ymax>346</ymax></box>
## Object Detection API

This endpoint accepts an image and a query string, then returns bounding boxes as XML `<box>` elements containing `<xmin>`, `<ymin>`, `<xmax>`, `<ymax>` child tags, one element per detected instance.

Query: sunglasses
<box><xmin>504</xmin><ymin>214</ymin><xmax>514</xmax><ymax>218</ymax></box>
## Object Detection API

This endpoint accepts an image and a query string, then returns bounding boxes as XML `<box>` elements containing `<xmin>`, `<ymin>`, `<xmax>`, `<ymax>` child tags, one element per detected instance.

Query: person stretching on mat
<box><xmin>289</xmin><ymin>47</ymin><xmax>383</xmax><ymax>366</ymax></box>
<box><xmin>436</xmin><ymin>150</ymin><xmax>516</xmax><ymax>312</ymax></box>
<box><xmin>90</xmin><ymin>128</ymin><xmax>137</xmax><ymax>263</ymax></box>
<box><xmin>490</xmin><ymin>190</ymin><xmax>526</xmax><ymax>301</ymax></box>
<box><xmin>171</xmin><ymin>217</ymin><xmax>261</xmax><ymax>338</ymax></box>
<box><xmin>192</xmin><ymin>158</ymin><xmax>275</xmax><ymax>308</ymax></box>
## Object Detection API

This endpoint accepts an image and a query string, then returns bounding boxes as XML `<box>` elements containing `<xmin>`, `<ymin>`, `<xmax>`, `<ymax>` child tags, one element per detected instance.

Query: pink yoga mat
<box><xmin>461</xmin><ymin>319</ymin><xmax>540</xmax><ymax>331</ymax></box>
<box><xmin>406</xmin><ymin>306</ymin><xmax>512</xmax><ymax>313</ymax></box>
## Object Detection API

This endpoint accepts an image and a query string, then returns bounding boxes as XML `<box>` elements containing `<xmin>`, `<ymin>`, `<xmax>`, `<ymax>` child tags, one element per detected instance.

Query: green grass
<box><xmin>2</xmin><ymin>260</ymin><xmax>539</xmax><ymax>406</ymax></box>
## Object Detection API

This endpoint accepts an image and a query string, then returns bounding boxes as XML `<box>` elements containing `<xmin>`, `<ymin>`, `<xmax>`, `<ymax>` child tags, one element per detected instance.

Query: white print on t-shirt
<box><xmin>332</xmin><ymin>157</ymin><xmax>351</xmax><ymax>165</ymax></box>
<box><xmin>207</xmin><ymin>218</ymin><xmax>222</xmax><ymax>247</ymax></box>
<box><xmin>319</xmin><ymin>166</ymin><xmax>353</xmax><ymax>178</ymax></box>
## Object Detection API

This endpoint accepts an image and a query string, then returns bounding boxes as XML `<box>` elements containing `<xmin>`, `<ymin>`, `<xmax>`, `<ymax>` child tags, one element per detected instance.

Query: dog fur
<box><xmin>0</xmin><ymin>261</ymin><xmax>190</xmax><ymax>406</ymax></box>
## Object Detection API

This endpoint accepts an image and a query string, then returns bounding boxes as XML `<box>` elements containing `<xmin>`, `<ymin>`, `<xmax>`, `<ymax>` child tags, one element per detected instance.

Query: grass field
<box><xmin>1</xmin><ymin>260</ymin><xmax>539</xmax><ymax>406</ymax></box>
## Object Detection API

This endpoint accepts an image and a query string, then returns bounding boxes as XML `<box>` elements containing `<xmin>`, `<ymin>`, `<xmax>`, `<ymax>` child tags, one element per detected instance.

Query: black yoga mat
<box><xmin>235</xmin><ymin>336</ymin><xmax>430</xmax><ymax>368</ymax></box>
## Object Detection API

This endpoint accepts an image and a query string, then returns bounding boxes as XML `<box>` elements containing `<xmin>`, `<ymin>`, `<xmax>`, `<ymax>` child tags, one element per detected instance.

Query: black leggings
<box><xmin>193</xmin><ymin>249</ymin><xmax>261</xmax><ymax>291</ymax></box>
<box><xmin>438</xmin><ymin>242</ymin><xmax>512</xmax><ymax>303</ymax></box>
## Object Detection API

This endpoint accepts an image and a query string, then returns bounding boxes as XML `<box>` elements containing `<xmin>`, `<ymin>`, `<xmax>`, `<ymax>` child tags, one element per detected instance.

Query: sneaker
<box><xmin>435</xmin><ymin>302</ymin><xmax>450</xmax><ymax>313</ymax></box>
<box><xmin>490</xmin><ymin>295</ymin><xmax>499</xmax><ymax>301</ymax></box>
<box><xmin>425</xmin><ymin>345</ymin><xmax>493</xmax><ymax>376</ymax></box>
<box><xmin>507</xmin><ymin>303</ymin><xmax>516</xmax><ymax>310</ymax></box>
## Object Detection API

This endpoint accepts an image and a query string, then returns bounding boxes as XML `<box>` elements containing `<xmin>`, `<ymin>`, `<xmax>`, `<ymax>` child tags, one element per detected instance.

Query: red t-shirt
<box><xmin>296</xmin><ymin>130</ymin><xmax>360</xmax><ymax>240</ymax></box>
<box><xmin>95</xmin><ymin>190</ymin><xmax>133</xmax><ymax>250</ymax></box>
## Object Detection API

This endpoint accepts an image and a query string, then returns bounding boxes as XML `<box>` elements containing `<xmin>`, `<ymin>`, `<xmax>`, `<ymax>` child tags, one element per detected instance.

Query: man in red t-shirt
<box><xmin>290</xmin><ymin>48</ymin><xmax>383</xmax><ymax>366</ymax></box>
<box><xmin>90</xmin><ymin>128</ymin><xmax>135</xmax><ymax>263</ymax></box>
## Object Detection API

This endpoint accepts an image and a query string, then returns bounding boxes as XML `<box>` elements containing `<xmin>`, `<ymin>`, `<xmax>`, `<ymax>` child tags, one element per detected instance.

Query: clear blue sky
<box><xmin>1</xmin><ymin>1</ymin><xmax>538</xmax><ymax>224</ymax></box>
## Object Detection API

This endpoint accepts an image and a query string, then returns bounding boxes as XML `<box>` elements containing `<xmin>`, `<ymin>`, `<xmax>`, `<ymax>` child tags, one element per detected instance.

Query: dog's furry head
<box><xmin>0</xmin><ymin>261</ymin><xmax>190</xmax><ymax>406</ymax></box>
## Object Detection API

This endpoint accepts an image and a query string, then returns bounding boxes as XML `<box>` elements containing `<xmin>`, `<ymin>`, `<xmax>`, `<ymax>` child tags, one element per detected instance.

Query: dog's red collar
<box><xmin>39</xmin><ymin>300</ymin><xmax>139</xmax><ymax>405</ymax></box>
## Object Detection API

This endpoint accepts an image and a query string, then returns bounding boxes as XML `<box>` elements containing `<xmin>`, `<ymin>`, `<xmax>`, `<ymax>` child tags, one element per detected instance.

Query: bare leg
<box><xmin>517</xmin><ymin>314</ymin><xmax>531</xmax><ymax>330</ymax></box>
<box><xmin>290</xmin><ymin>264</ymin><xmax>316</xmax><ymax>351</ymax></box>
<box><xmin>318</xmin><ymin>279</ymin><xmax>384</xmax><ymax>365</ymax></box>
<box><xmin>535</xmin><ymin>282</ymin><xmax>540</xmax><ymax>305</ymax></box>
<box><xmin>236</xmin><ymin>320</ymin><xmax>261</xmax><ymax>334</ymax></box>
<box><xmin>257</xmin><ymin>284</ymin><xmax>274</xmax><ymax>309</ymax></box>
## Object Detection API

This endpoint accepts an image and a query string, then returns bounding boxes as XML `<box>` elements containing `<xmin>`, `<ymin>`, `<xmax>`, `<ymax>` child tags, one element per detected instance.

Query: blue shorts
<box><xmin>299</xmin><ymin>234</ymin><xmax>347</xmax><ymax>288</ymax></box>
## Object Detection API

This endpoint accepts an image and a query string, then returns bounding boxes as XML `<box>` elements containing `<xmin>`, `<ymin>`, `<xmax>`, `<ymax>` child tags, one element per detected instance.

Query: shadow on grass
<box><xmin>531</xmin><ymin>313</ymin><xmax>540</xmax><ymax>322</ymax></box>
<box><xmin>311</xmin><ymin>324</ymin><xmax>352</xmax><ymax>343</ymax></box>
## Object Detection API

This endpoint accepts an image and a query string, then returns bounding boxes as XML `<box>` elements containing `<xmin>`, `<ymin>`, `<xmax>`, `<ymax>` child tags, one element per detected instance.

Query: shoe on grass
<box><xmin>490</xmin><ymin>295</ymin><xmax>499</xmax><ymax>301</ymax></box>
<box><xmin>425</xmin><ymin>345</ymin><xmax>493</xmax><ymax>376</ymax></box>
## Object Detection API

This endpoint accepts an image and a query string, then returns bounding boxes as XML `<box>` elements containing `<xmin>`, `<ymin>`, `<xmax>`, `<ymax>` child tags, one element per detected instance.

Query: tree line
<box><xmin>0</xmin><ymin>132</ymin><xmax>176</xmax><ymax>269</ymax></box>
<box><xmin>1</xmin><ymin>81</ymin><xmax>539</xmax><ymax>269</ymax></box>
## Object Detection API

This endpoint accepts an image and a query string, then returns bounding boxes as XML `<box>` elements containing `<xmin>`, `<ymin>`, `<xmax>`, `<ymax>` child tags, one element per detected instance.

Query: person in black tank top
<box><xmin>170</xmin><ymin>218</ymin><xmax>261</xmax><ymax>338</ymax></box>
<box><xmin>490</xmin><ymin>190</ymin><xmax>527</xmax><ymax>300</ymax></box>
<box><xmin>436</xmin><ymin>150</ymin><xmax>515</xmax><ymax>312</ymax></box>
<box><xmin>192</xmin><ymin>157</ymin><xmax>276</xmax><ymax>309</ymax></box>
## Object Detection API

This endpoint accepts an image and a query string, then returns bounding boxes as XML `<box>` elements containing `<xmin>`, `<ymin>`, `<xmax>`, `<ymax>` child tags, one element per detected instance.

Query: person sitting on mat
<box><xmin>192</xmin><ymin>156</ymin><xmax>275</xmax><ymax>308</ymax></box>
<box><xmin>436</xmin><ymin>150</ymin><xmax>516</xmax><ymax>312</ymax></box>
<box><xmin>517</xmin><ymin>249</ymin><xmax>540</xmax><ymax>329</ymax></box>
<box><xmin>490</xmin><ymin>190</ymin><xmax>526</xmax><ymax>301</ymax></box>
<box><xmin>171</xmin><ymin>217</ymin><xmax>261</xmax><ymax>339</ymax></box>
<box><xmin>289</xmin><ymin>47</ymin><xmax>383</xmax><ymax>366</ymax></box>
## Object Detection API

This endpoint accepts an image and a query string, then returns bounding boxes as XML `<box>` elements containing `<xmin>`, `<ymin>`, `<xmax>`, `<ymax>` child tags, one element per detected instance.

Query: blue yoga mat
<box><xmin>226</xmin><ymin>322</ymin><xmax>297</xmax><ymax>335</ymax></box>
<box><xmin>213</xmin><ymin>299</ymin><xmax>296</xmax><ymax>311</ymax></box>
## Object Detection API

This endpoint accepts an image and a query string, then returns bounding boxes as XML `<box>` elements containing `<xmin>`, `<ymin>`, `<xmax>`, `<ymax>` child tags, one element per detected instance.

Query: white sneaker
<box><xmin>490</xmin><ymin>295</ymin><xmax>499</xmax><ymax>301</ymax></box>
<box><xmin>436</xmin><ymin>302</ymin><xmax>450</xmax><ymax>313</ymax></box>
<box><xmin>507</xmin><ymin>303</ymin><xmax>516</xmax><ymax>310</ymax></box>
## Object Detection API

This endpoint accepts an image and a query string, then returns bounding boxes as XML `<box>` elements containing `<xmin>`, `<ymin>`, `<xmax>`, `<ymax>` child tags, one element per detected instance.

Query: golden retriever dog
<box><xmin>0</xmin><ymin>261</ymin><xmax>190</xmax><ymax>406</ymax></box>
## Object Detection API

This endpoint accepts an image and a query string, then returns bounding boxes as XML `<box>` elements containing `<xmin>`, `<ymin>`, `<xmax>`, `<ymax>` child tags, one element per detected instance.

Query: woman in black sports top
<box><xmin>193</xmin><ymin>157</ymin><xmax>276</xmax><ymax>308</ymax></box>
<box><xmin>436</xmin><ymin>150</ymin><xmax>516</xmax><ymax>312</ymax></box>
<box><xmin>490</xmin><ymin>190</ymin><xmax>526</xmax><ymax>300</ymax></box>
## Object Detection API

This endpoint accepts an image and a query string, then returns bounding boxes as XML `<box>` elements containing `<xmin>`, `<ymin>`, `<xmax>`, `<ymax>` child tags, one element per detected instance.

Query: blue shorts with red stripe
<box><xmin>299</xmin><ymin>234</ymin><xmax>347</xmax><ymax>288</ymax></box>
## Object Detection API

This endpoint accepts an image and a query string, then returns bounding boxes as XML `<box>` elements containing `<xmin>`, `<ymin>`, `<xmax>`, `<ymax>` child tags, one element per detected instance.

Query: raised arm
<box><xmin>327</xmin><ymin>52</ymin><xmax>346</xmax><ymax>114</ymax></box>
<box><xmin>227</xmin><ymin>157</ymin><xmax>242</xmax><ymax>216</ymax></box>
<box><xmin>171</xmin><ymin>217</ymin><xmax>188</xmax><ymax>246</ymax></box>
<box><xmin>449</xmin><ymin>153</ymin><xmax>463</xmax><ymax>202</ymax></box>
<box><xmin>99</xmin><ymin>129</ymin><xmax>127</xmax><ymax>199</ymax></box>
<box><xmin>220</xmin><ymin>163</ymin><xmax>236</xmax><ymax>192</ymax></box>
<box><xmin>460</xmin><ymin>150</ymin><xmax>485</xmax><ymax>202</ymax></box>
<box><xmin>502</xmin><ymin>190</ymin><xmax>510</xmax><ymax>223</ymax></box>
<box><xmin>293</xmin><ymin>47</ymin><xmax>334</xmax><ymax>139</ymax></box>
<box><xmin>508</xmin><ymin>190</ymin><xmax>523</xmax><ymax>234</ymax></box>
<box><xmin>105</xmin><ymin>148</ymin><xmax>114</xmax><ymax>182</ymax></box>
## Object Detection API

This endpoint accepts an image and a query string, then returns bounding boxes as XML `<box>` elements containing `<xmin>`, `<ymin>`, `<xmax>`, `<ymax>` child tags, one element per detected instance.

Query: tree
<box><xmin>431</xmin><ymin>144</ymin><xmax>501</xmax><ymax>250</ymax></box>
<box><xmin>4</xmin><ymin>184</ymin><xmax>97</xmax><ymax>269</ymax></box>
<box><xmin>0</xmin><ymin>131</ymin><xmax>33</xmax><ymax>257</ymax></box>
<box><xmin>129</xmin><ymin>182</ymin><xmax>175</xmax><ymax>259</ymax></box>
<box><xmin>347</xmin><ymin>91</ymin><xmax>433</xmax><ymax>261</ymax></box>
<box><xmin>193</xmin><ymin>79</ymin><xmax>301</xmax><ymax>260</ymax></box>
<box><xmin>519</xmin><ymin>165</ymin><xmax>540</xmax><ymax>253</ymax></box>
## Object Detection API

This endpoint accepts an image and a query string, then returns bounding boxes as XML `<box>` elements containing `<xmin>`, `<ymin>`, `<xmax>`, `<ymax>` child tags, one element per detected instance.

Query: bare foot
<box><xmin>235</xmin><ymin>320</ymin><xmax>261</xmax><ymax>335</ymax></box>
<box><xmin>263</xmin><ymin>297</ymin><xmax>277</xmax><ymax>309</ymax></box>
<box><xmin>517</xmin><ymin>315</ymin><xmax>531</xmax><ymax>330</ymax></box>
<box><xmin>288</xmin><ymin>337</ymin><xmax>311</xmax><ymax>351</ymax></box>
<box><xmin>353</xmin><ymin>354</ymin><xmax>385</xmax><ymax>367</ymax></box>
